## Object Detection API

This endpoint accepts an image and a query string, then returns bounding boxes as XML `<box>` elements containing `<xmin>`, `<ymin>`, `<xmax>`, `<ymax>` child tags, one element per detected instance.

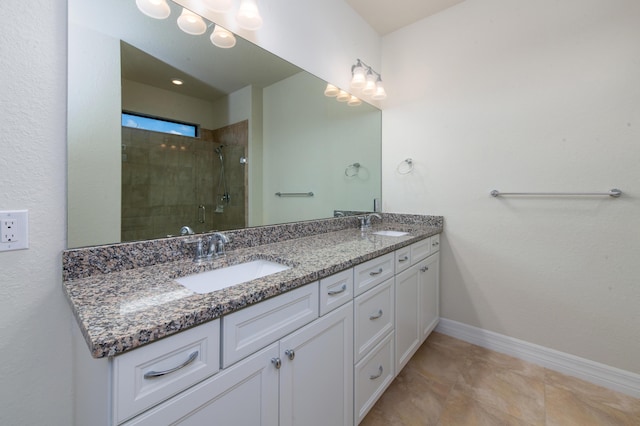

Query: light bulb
<box><xmin>177</xmin><ymin>8</ymin><xmax>207</xmax><ymax>35</ymax></box>
<box><xmin>350</xmin><ymin>63</ymin><xmax>366</xmax><ymax>89</ymax></box>
<box><xmin>324</xmin><ymin>84</ymin><xmax>339</xmax><ymax>97</ymax></box>
<box><xmin>210</xmin><ymin>25</ymin><xmax>237</xmax><ymax>48</ymax></box>
<box><xmin>135</xmin><ymin>0</ymin><xmax>171</xmax><ymax>19</ymax></box>
<box><xmin>371</xmin><ymin>79</ymin><xmax>387</xmax><ymax>100</ymax></box>
<box><xmin>237</xmin><ymin>0</ymin><xmax>263</xmax><ymax>30</ymax></box>
<box><xmin>362</xmin><ymin>72</ymin><xmax>376</xmax><ymax>96</ymax></box>
<box><xmin>203</xmin><ymin>0</ymin><xmax>233</xmax><ymax>13</ymax></box>
<box><xmin>348</xmin><ymin>95</ymin><xmax>362</xmax><ymax>106</ymax></box>
<box><xmin>336</xmin><ymin>90</ymin><xmax>350</xmax><ymax>102</ymax></box>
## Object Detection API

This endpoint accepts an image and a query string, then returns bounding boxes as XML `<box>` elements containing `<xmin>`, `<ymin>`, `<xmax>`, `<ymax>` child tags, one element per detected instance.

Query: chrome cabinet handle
<box><xmin>369</xmin><ymin>309</ymin><xmax>383</xmax><ymax>320</ymax></box>
<box><xmin>272</xmin><ymin>357</ymin><xmax>282</xmax><ymax>369</ymax></box>
<box><xmin>398</xmin><ymin>256</ymin><xmax>409</xmax><ymax>263</ymax></box>
<box><xmin>285</xmin><ymin>349</ymin><xmax>295</xmax><ymax>360</ymax></box>
<box><xmin>327</xmin><ymin>284</ymin><xmax>347</xmax><ymax>296</ymax></box>
<box><xmin>144</xmin><ymin>351</ymin><xmax>199</xmax><ymax>379</ymax></box>
<box><xmin>369</xmin><ymin>268</ymin><xmax>383</xmax><ymax>276</ymax></box>
<box><xmin>420</xmin><ymin>266</ymin><xmax>429</xmax><ymax>272</ymax></box>
<box><xmin>369</xmin><ymin>365</ymin><xmax>383</xmax><ymax>380</ymax></box>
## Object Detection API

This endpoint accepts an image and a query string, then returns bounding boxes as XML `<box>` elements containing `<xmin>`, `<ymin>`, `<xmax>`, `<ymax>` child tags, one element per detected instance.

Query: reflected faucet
<box><xmin>207</xmin><ymin>232</ymin><xmax>231</xmax><ymax>258</ymax></box>
<box><xmin>180</xmin><ymin>226</ymin><xmax>195</xmax><ymax>236</ymax></box>
<box><xmin>358</xmin><ymin>213</ymin><xmax>382</xmax><ymax>230</ymax></box>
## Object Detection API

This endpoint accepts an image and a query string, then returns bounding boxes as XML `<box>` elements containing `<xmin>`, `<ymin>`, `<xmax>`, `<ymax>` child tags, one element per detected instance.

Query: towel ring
<box><xmin>345</xmin><ymin>163</ymin><xmax>361</xmax><ymax>177</ymax></box>
<box><xmin>397</xmin><ymin>158</ymin><xmax>414</xmax><ymax>175</ymax></box>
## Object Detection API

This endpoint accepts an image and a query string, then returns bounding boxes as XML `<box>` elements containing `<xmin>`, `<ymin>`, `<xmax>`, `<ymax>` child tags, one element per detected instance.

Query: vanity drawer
<box><xmin>355</xmin><ymin>331</ymin><xmax>395</xmax><ymax>424</ymax></box>
<box><xmin>222</xmin><ymin>283</ymin><xmax>319</xmax><ymax>368</ymax></box>
<box><xmin>112</xmin><ymin>320</ymin><xmax>220</xmax><ymax>424</ymax></box>
<box><xmin>410</xmin><ymin>238</ymin><xmax>431</xmax><ymax>264</ymax></box>
<box><xmin>319</xmin><ymin>269</ymin><xmax>353</xmax><ymax>316</ymax></box>
<box><xmin>354</xmin><ymin>252</ymin><xmax>395</xmax><ymax>296</ymax></box>
<box><xmin>430</xmin><ymin>234</ymin><xmax>440</xmax><ymax>252</ymax></box>
<box><xmin>354</xmin><ymin>278</ymin><xmax>394</xmax><ymax>363</ymax></box>
<box><xmin>395</xmin><ymin>246</ymin><xmax>412</xmax><ymax>274</ymax></box>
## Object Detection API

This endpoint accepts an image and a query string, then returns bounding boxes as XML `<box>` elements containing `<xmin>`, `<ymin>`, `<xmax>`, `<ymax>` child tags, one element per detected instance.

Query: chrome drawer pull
<box><xmin>327</xmin><ymin>284</ymin><xmax>347</xmax><ymax>296</ymax></box>
<box><xmin>369</xmin><ymin>309</ymin><xmax>383</xmax><ymax>320</ymax></box>
<box><xmin>285</xmin><ymin>349</ymin><xmax>295</xmax><ymax>360</ymax></box>
<box><xmin>272</xmin><ymin>357</ymin><xmax>282</xmax><ymax>369</ymax></box>
<box><xmin>143</xmin><ymin>351</ymin><xmax>199</xmax><ymax>379</ymax></box>
<box><xmin>398</xmin><ymin>256</ymin><xmax>409</xmax><ymax>263</ymax></box>
<box><xmin>432</xmin><ymin>241</ymin><xmax>439</xmax><ymax>246</ymax></box>
<box><xmin>369</xmin><ymin>365</ymin><xmax>383</xmax><ymax>380</ymax></box>
<box><xmin>420</xmin><ymin>266</ymin><xmax>429</xmax><ymax>273</ymax></box>
<box><xmin>369</xmin><ymin>268</ymin><xmax>383</xmax><ymax>276</ymax></box>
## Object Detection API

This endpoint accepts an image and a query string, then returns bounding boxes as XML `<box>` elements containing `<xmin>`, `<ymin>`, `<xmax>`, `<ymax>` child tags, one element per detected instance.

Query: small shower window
<box><xmin>122</xmin><ymin>112</ymin><xmax>198</xmax><ymax>137</ymax></box>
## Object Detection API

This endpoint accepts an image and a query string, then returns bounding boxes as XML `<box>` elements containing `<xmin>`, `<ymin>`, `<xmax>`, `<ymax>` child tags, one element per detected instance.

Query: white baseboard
<box><xmin>435</xmin><ymin>318</ymin><xmax>640</xmax><ymax>399</ymax></box>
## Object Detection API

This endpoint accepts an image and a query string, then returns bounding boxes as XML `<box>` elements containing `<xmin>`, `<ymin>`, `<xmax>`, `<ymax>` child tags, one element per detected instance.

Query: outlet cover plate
<box><xmin>0</xmin><ymin>210</ymin><xmax>29</xmax><ymax>252</ymax></box>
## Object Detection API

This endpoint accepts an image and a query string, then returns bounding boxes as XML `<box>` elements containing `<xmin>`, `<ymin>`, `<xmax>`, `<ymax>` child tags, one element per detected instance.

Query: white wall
<box><xmin>382</xmin><ymin>0</ymin><xmax>640</xmax><ymax>373</ymax></box>
<box><xmin>0</xmin><ymin>0</ymin><xmax>72</xmax><ymax>425</ymax></box>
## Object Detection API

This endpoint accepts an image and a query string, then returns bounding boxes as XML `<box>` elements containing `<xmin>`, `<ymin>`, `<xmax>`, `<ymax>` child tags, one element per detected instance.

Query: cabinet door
<box><xmin>419</xmin><ymin>252</ymin><xmax>440</xmax><ymax>343</ymax></box>
<box><xmin>395</xmin><ymin>265</ymin><xmax>421</xmax><ymax>374</ymax></box>
<box><xmin>123</xmin><ymin>343</ymin><xmax>279</xmax><ymax>426</ymax></box>
<box><xmin>279</xmin><ymin>302</ymin><xmax>354</xmax><ymax>426</ymax></box>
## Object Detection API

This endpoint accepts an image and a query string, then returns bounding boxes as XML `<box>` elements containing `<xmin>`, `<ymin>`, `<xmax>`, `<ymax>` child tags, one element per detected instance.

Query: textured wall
<box><xmin>0</xmin><ymin>0</ymin><xmax>72</xmax><ymax>424</ymax></box>
<box><xmin>382</xmin><ymin>0</ymin><xmax>640</xmax><ymax>373</ymax></box>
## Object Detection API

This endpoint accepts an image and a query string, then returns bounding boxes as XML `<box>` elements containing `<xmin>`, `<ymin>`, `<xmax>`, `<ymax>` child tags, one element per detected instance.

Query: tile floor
<box><xmin>361</xmin><ymin>332</ymin><xmax>640</xmax><ymax>425</ymax></box>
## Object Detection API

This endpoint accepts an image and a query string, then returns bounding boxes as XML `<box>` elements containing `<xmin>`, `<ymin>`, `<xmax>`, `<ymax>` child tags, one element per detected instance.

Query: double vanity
<box><xmin>64</xmin><ymin>213</ymin><xmax>442</xmax><ymax>425</ymax></box>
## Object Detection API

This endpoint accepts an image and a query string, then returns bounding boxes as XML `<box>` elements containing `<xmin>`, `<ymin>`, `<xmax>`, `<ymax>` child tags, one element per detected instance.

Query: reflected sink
<box><xmin>372</xmin><ymin>230</ymin><xmax>409</xmax><ymax>237</ymax></box>
<box><xmin>176</xmin><ymin>260</ymin><xmax>290</xmax><ymax>294</ymax></box>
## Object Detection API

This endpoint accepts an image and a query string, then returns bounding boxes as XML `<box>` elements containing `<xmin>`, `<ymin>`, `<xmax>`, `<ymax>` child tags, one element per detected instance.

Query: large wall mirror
<box><xmin>68</xmin><ymin>0</ymin><xmax>381</xmax><ymax>248</ymax></box>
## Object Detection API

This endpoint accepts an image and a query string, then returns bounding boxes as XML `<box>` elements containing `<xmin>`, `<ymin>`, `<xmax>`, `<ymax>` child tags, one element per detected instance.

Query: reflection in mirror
<box><xmin>68</xmin><ymin>0</ymin><xmax>381</xmax><ymax>248</ymax></box>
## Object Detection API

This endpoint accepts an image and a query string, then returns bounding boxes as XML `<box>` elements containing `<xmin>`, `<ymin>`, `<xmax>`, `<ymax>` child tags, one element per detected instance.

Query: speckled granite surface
<box><xmin>63</xmin><ymin>214</ymin><xmax>443</xmax><ymax>358</ymax></box>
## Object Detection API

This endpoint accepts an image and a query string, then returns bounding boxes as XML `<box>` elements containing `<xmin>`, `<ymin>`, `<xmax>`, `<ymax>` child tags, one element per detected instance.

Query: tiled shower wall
<box><xmin>121</xmin><ymin>121</ymin><xmax>247</xmax><ymax>242</ymax></box>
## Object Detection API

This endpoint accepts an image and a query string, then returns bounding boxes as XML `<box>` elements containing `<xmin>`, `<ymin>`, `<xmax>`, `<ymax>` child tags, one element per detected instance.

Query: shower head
<box><xmin>215</xmin><ymin>145</ymin><xmax>224</xmax><ymax>160</ymax></box>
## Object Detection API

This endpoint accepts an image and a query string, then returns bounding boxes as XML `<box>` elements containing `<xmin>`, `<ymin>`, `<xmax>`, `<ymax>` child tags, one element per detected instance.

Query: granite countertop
<box><xmin>64</xmin><ymin>222</ymin><xmax>441</xmax><ymax>358</ymax></box>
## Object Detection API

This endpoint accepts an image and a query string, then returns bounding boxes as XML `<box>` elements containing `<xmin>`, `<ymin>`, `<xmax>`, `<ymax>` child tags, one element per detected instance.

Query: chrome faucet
<box><xmin>357</xmin><ymin>213</ymin><xmax>382</xmax><ymax>229</ymax></box>
<box><xmin>180</xmin><ymin>225</ymin><xmax>195</xmax><ymax>236</ymax></box>
<box><xmin>207</xmin><ymin>232</ymin><xmax>230</xmax><ymax>258</ymax></box>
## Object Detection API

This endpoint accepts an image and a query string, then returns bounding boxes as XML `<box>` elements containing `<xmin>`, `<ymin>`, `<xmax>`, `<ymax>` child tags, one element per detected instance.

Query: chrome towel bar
<box><xmin>275</xmin><ymin>192</ymin><xmax>314</xmax><ymax>197</ymax></box>
<box><xmin>490</xmin><ymin>189</ymin><xmax>622</xmax><ymax>198</ymax></box>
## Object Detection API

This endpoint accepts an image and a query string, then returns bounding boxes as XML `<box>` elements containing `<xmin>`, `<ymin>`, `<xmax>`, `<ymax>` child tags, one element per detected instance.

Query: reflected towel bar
<box><xmin>275</xmin><ymin>192</ymin><xmax>314</xmax><ymax>197</ymax></box>
<box><xmin>490</xmin><ymin>189</ymin><xmax>622</xmax><ymax>198</ymax></box>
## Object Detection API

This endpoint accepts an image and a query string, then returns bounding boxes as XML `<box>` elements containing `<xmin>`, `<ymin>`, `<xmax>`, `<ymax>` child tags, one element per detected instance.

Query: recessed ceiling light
<box><xmin>171</xmin><ymin>79</ymin><xmax>184</xmax><ymax>86</ymax></box>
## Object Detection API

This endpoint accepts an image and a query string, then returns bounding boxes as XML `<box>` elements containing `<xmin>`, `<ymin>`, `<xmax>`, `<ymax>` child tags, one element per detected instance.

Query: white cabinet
<box><xmin>279</xmin><ymin>302</ymin><xmax>354</xmax><ymax>426</ymax></box>
<box><xmin>354</xmin><ymin>278</ymin><xmax>394</xmax><ymax>363</ymax></box>
<box><xmin>122</xmin><ymin>343</ymin><xmax>279</xmax><ymax>426</ymax></box>
<box><xmin>395</xmin><ymin>238</ymin><xmax>441</xmax><ymax>374</ymax></box>
<box><xmin>419</xmin><ymin>252</ymin><xmax>440</xmax><ymax>342</ymax></box>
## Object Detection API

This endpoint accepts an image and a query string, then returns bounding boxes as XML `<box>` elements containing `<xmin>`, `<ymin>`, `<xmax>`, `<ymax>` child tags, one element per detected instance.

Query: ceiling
<box><xmin>345</xmin><ymin>0</ymin><xmax>466</xmax><ymax>35</ymax></box>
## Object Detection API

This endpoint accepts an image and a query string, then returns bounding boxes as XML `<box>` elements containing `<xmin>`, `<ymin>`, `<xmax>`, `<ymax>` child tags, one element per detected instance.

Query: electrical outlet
<box><xmin>0</xmin><ymin>210</ymin><xmax>29</xmax><ymax>252</ymax></box>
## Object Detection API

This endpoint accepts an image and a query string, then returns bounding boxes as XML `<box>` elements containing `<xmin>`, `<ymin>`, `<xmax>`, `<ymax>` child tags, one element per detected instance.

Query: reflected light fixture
<box><xmin>350</xmin><ymin>59</ymin><xmax>386</xmax><ymax>101</ymax></box>
<box><xmin>336</xmin><ymin>90</ymin><xmax>350</xmax><ymax>102</ymax></box>
<box><xmin>324</xmin><ymin>84</ymin><xmax>340</xmax><ymax>97</ymax></box>
<box><xmin>177</xmin><ymin>8</ymin><xmax>207</xmax><ymax>35</ymax></box>
<box><xmin>203</xmin><ymin>0</ymin><xmax>233</xmax><ymax>13</ymax></box>
<box><xmin>210</xmin><ymin>25</ymin><xmax>237</xmax><ymax>48</ymax></box>
<box><xmin>237</xmin><ymin>0</ymin><xmax>263</xmax><ymax>30</ymax></box>
<box><xmin>347</xmin><ymin>95</ymin><xmax>362</xmax><ymax>106</ymax></box>
<box><xmin>135</xmin><ymin>0</ymin><xmax>171</xmax><ymax>19</ymax></box>
<box><xmin>171</xmin><ymin>78</ymin><xmax>184</xmax><ymax>85</ymax></box>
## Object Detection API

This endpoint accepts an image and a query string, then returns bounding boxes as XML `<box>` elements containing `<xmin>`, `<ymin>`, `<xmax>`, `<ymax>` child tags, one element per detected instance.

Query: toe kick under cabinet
<box><xmin>72</xmin><ymin>233</ymin><xmax>440</xmax><ymax>426</ymax></box>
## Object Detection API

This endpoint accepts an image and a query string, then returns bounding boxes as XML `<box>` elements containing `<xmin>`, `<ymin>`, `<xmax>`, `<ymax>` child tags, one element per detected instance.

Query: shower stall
<box><xmin>121</xmin><ymin>121</ymin><xmax>248</xmax><ymax>242</ymax></box>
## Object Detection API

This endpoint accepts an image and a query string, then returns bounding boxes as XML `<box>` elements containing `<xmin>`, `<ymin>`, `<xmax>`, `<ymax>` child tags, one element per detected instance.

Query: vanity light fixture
<box><xmin>350</xmin><ymin>59</ymin><xmax>387</xmax><ymax>101</ymax></box>
<box><xmin>236</xmin><ymin>0</ymin><xmax>263</xmax><ymax>30</ymax></box>
<box><xmin>177</xmin><ymin>7</ymin><xmax>207</xmax><ymax>35</ymax></box>
<box><xmin>210</xmin><ymin>25</ymin><xmax>236</xmax><ymax>48</ymax></box>
<box><xmin>171</xmin><ymin>78</ymin><xmax>184</xmax><ymax>85</ymax></box>
<box><xmin>135</xmin><ymin>0</ymin><xmax>171</xmax><ymax>19</ymax></box>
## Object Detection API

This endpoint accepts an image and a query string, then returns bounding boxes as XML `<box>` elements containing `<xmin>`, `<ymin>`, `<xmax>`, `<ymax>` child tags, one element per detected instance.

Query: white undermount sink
<box><xmin>372</xmin><ymin>230</ymin><xmax>409</xmax><ymax>237</ymax></box>
<box><xmin>176</xmin><ymin>259</ymin><xmax>290</xmax><ymax>294</ymax></box>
